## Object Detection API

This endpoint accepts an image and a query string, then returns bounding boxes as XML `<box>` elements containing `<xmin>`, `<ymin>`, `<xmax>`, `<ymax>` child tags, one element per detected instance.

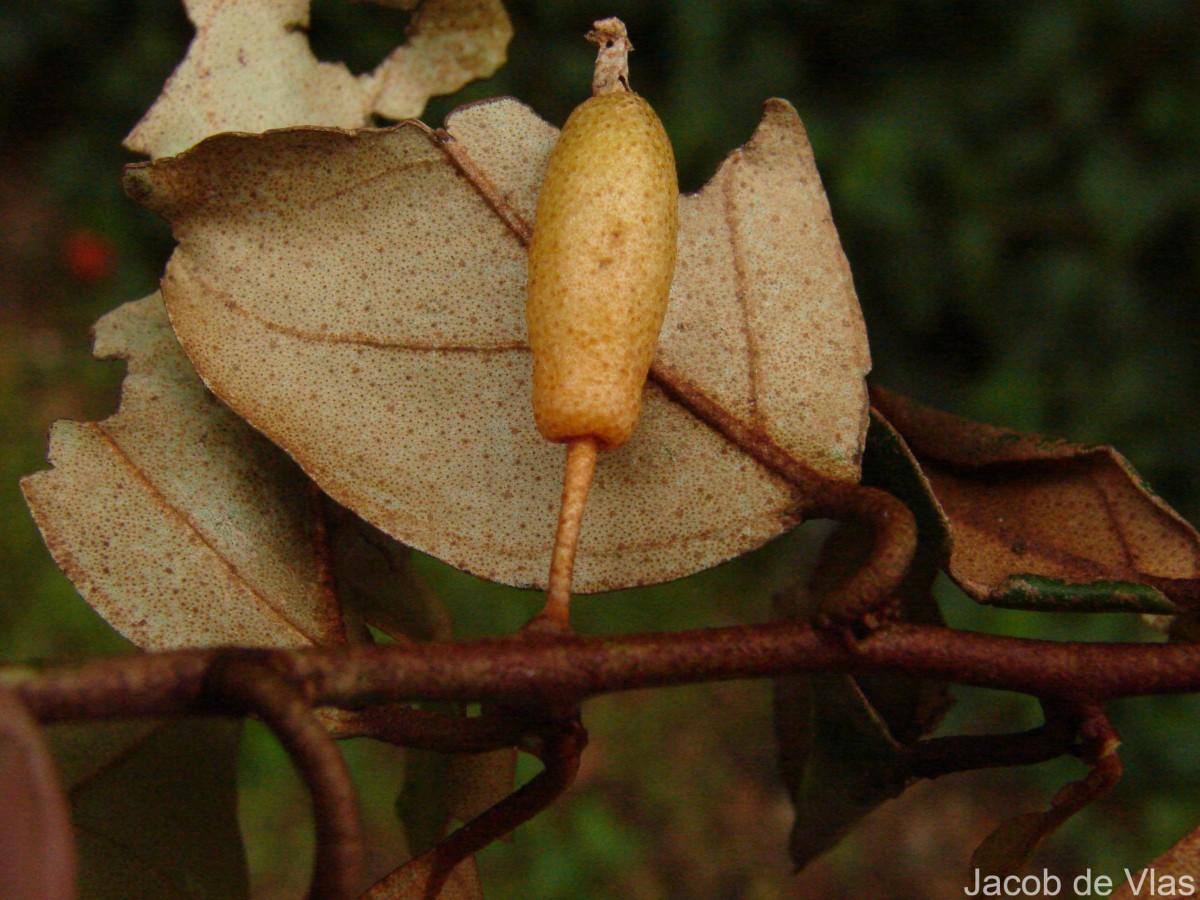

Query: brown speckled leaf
<box><xmin>365</xmin><ymin>852</ymin><xmax>482</xmax><ymax>899</ymax></box>
<box><xmin>871</xmin><ymin>386</ymin><xmax>1200</xmax><ymax>613</ymax></box>
<box><xmin>1112</xmin><ymin>819</ymin><xmax>1200</xmax><ymax>899</ymax></box>
<box><xmin>21</xmin><ymin>294</ymin><xmax>346</xmax><ymax>649</ymax></box>
<box><xmin>124</xmin><ymin>0</ymin><xmax>512</xmax><ymax>159</ymax></box>
<box><xmin>0</xmin><ymin>691</ymin><xmax>76</xmax><ymax>900</ymax></box>
<box><xmin>444</xmin><ymin>748</ymin><xmax>516</xmax><ymax>827</ymax></box>
<box><xmin>123</xmin><ymin>97</ymin><xmax>869</xmax><ymax>593</ymax></box>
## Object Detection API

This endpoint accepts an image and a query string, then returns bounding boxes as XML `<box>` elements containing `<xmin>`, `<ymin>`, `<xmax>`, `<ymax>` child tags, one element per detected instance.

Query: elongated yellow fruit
<box><xmin>527</xmin><ymin>39</ymin><xmax>678</xmax><ymax>449</ymax></box>
<box><xmin>526</xmin><ymin>18</ymin><xmax>679</xmax><ymax>630</ymax></box>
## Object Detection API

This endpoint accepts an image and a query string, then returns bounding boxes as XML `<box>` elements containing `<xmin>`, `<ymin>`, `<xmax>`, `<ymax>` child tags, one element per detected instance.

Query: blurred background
<box><xmin>2</xmin><ymin>1</ymin><xmax>1198</xmax><ymax>897</ymax></box>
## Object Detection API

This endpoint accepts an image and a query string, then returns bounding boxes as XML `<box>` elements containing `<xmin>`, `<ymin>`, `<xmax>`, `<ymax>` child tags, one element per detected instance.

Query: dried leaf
<box><xmin>871</xmin><ymin>386</ymin><xmax>1200</xmax><ymax>613</ymax></box>
<box><xmin>21</xmin><ymin>303</ymin><xmax>463</xmax><ymax>891</ymax></box>
<box><xmin>364</xmin><ymin>850</ymin><xmax>483</xmax><ymax>899</ymax></box>
<box><xmin>327</xmin><ymin>500</ymin><xmax>454</xmax><ymax>643</ymax></box>
<box><xmin>970</xmin><ymin>812</ymin><xmax>1051</xmax><ymax>879</ymax></box>
<box><xmin>48</xmin><ymin>718</ymin><xmax>249</xmax><ymax>899</ymax></box>
<box><xmin>21</xmin><ymin>294</ymin><xmax>346</xmax><ymax>650</ymax></box>
<box><xmin>1112</xmin><ymin>820</ymin><xmax>1200</xmax><ymax>898</ymax></box>
<box><xmin>445</xmin><ymin>746</ymin><xmax>517</xmax><ymax>826</ymax></box>
<box><xmin>369</xmin><ymin>0</ymin><xmax>513</xmax><ymax>121</ymax></box>
<box><xmin>0</xmin><ymin>690</ymin><xmax>76</xmax><ymax>900</ymax></box>
<box><xmin>126</xmin><ymin>0</ymin><xmax>365</xmax><ymax>158</ymax></box>
<box><xmin>774</xmin><ymin>411</ymin><xmax>951</xmax><ymax>870</ymax></box>
<box><xmin>125</xmin><ymin>0</ymin><xmax>512</xmax><ymax>159</ymax></box>
<box><xmin>395</xmin><ymin>739</ymin><xmax>513</xmax><ymax>850</ymax></box>
<box><xmin>124</xmin><ymin>96</ymin><xmax>869</xmax><ymax>593</ymax></box>
<box><xmin>775</xmin><ymin>674</ymin><xmax>909</xmax><ymax>868</ymax></box>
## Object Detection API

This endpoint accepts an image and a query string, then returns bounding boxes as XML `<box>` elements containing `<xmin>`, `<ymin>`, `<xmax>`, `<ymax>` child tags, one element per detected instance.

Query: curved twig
<box><xmin>969</xmin><ymin>701</ymin><xmax>1123</xmax><ymax>873</ymax></box>
<box><xmin>806</xmin><ymin>479</ymin><xmax>919</xmax><ymax>627</ymax></box>
<box><xmin>905</xmin><ymin>697</ymin><xmax>1084</xmax><ymax>779</ymax></box>
<box><xmin>202</xmin><ymin>653</ymin><xmax>363</xmax><ymax>900</ymax></box>
<box><xmin>650</xmin><ymin>369</ymin><xmax>920</xmax><ymax>628</ymax></box>
<box><xmin>366</xmin><ymin>715</ymin><xmax>587</xmax><ymax>898</ymax></box>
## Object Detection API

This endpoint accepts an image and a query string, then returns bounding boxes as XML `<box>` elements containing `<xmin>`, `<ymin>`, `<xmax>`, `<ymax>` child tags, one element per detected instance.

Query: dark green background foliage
<box><xmin>2</xmin><ymin>1</ymin><xmax>1198</xmax><ymax>897</ymax></box>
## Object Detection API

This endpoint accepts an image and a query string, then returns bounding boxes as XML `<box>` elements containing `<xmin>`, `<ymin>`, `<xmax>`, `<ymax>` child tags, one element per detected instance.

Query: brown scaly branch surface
<box><xmin>8</xmin><ymin>622</ymin><xmax>1200</xmax><ymax>726</ymax></box>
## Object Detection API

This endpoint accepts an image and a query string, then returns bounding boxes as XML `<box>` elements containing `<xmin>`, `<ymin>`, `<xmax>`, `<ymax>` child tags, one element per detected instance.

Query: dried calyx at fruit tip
<box><xmin>587</xmin><ymin>17</ymin><xmax>633</xmax><ymax>94</ymax></box>
<box><xmin>525</xmin><ymin>17</ymin><xmax>679</xmax><ymax>630</ymax></box>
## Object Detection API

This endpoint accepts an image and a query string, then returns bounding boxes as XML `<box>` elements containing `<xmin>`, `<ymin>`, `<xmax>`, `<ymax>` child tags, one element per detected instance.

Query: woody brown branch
<box><xmin>9</xmin><ymin>623</ymin><xmax>1200</xmax><ymax>727</ymax></box>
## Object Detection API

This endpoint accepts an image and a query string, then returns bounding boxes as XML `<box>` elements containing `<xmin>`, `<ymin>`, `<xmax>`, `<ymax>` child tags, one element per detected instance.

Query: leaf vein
<box><xmin>293</xmin><ymin>151</ymin><xmax>446</xmax><ymax>211</ymax></box>
<box><xmin>721</xmin><ymin>151</ymin><xmax>765</xmax><ymax>433</ymax></box>
<box><xmin>91</xmin><ymin>422</ymin><xmax>324</xmax><ymax>646</ymax></box>
<box><xmin>172</xmin><ymin>254</ymin><xmax>529</xmax><ymax>353</ymax></box>
<box><xmin>1086</xmin><ymin>468</ymin><xmax>1137</xmax><ymax>570</ymax></box>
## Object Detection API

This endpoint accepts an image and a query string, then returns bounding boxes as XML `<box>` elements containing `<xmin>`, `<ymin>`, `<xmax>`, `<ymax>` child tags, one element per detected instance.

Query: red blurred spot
<box><xmin>62</xmin><ymin>229</ymin><xmax>116</xmax><ymax>284</ymax></box>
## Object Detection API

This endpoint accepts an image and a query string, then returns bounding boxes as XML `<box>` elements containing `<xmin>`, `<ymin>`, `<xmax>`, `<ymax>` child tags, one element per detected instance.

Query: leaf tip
<box><xmin>121</xmin><ymin>164</ymin><xmax>155</xmax><ymax>207</ymax></box>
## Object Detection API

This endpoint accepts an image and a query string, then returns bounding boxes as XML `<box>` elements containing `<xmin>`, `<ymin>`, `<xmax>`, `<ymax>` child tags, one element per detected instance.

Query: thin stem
<box><xmin>432</xmin><ymin>718</ymin><xmax>585</xmax><ymax>880</ymax></box>
<box><xmin>202</xmin><ymin>654</ymin><xmax>363</xmax><ymax>900</ymax></box>
<box><xmin>970</xmin><ymin>702</ymin><xmax>1123</xmax><ymax>872</ymax></box>
<box><xmin>906</xmin><ymin>698</ymin><xmax>1083</xmax><ymax>779</ymax></box>
<box><xmin>532</xmin><ymin>436</ymin><xmax>598</xmax><ymax>632</ymax></box>
<box><xmin>366</xmin><ymin>716</ymin><xmax>587</xmax><ymax>898</ymax></box>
